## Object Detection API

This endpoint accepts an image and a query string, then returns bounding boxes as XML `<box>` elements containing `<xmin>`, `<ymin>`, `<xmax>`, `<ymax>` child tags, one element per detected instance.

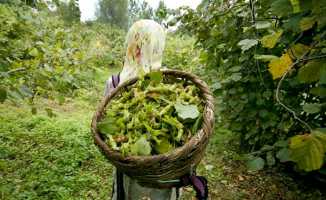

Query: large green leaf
<box><xmin>270</xmin><ymin>0</ymin><xmax>293</xmax><ymax>17</ymax></box>
<box><xmin>211</xmin><ymin>82</ymin><xmax>222</xmax><ymax>91</ymax></box>
<box><xmin>246</xmin><ymin>157</ymin><xmax>265</xmax><ymax>171</ymax></box>
<box><xmin>237</xmin><ymin>39</ymin><xmax>258</xmax><ymax>51</ymax></box>
<box><xmin>310</xmin><ymin>86</ymin><xmax>326</xmax><ymax>97</ymax></box>
<box><xmin>174</xmin><ymin>102</ymin><xmax>199</xmax><ymax>121</ymax></box>
<box><xmin>289</xmin><ymin>0</ymin><xmax>301</xmax><ymax>13</ymax></box>
<box><xmin>312</xmin><ymin>0</ymin><xmax>326</xmax><ymax>28</ymax></box>
<box><xmin>302</xmin><ymin>103</ymin><xmax>321</xmax><ymax>114</ymax></box>
<box><xmin>131</xmin><ymin>136</ymin><xmax>152</xmax><ymax>156</ymax></box>
<box><xmin>289</xmin><ymin>132</ymin><xmax>326</xmax><ymax>171</ymax></box>
<box><xmin>300</xmin><ymin>17</ymin><xmax>316</xmax><ymax>31</ymax></box>
<box><xmin>230</xmin><ymin>73</ymin><xmax>242</xmax><ymax>81</ymax></box>
<box><xmin>276</xmin><ymin>148</ymin><xmax>291</xmax><ymax>162</ymax></box>
<box><xmin>274</xmin><ymin>140</ymin><xmax>288</xmax><ymax>148</ymax></box>
<box><xmin>255</xmin><ymin>21</ymin><xmax>272</xmax><ymax>29</ymax></box>
<box><xmin>287</xmin><ymin>43</ymin><xmax>309</xmax><ymax>59</ymax></box>
<box><xmin>97</xmin><ymin>117</ymin><xmax>120</xmax><ymax>135</ymax></box>
<box><xmin>261</xmin><ymin>30</ymin><xmax>283</xmax><ymax>49</ymax></box>
<box><xmin>297</xmin><ymin>61</ymin><xmax>322</xmax><ymax>83</ymax></box>
<box><xmin>254</xmin><ymin>54</ymin><xmax>278</xmax><ymax>62</ymax></box>
<box><xmin>315</xmin><ymin>131</ymin><xmax>326</xmax><ymax>144</ymax></box>
<box><xmin>283</xmin><ymin>15</ymin><xmax>303</xmax><ymax>33</ymax></box>
<box><xmin>28</xmin><ymin>48</ymin><xmax>39</xmax><ymax>57</ymax></box>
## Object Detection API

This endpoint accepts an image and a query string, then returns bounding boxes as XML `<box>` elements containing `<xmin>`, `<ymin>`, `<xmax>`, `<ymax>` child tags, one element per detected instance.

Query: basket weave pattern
<box><xmin>91</xmin><ymin>69</ymin><xmax>214</xmax><ymax>188</ymax></box>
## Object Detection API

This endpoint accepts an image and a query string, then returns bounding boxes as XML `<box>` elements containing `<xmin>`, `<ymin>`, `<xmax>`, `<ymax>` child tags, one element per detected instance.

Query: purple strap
<box><xmin>104</xmin><ymin>73</ymin><xmax>120</xmax><ymax>97</ymax></box>
<box><xmin>110</xmin><ymin>73</ymin><xmax>123</xmax><ymax>198</ymax></box>
<box><xmin>111</xmin><ymin>73</ymin><xmax>120</xmax><ymax>88</ymax></box>
<box><xmin>180</xmin><ymin>175</ymin><xmax>208</xmax><ymax>200</ymax></box>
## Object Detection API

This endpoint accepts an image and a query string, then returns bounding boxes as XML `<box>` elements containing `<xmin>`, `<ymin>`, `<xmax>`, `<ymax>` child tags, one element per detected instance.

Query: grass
<box><xmin>0</xmin><ymin>67</ymin><xmax>325</xmax><ymax>200</ymax></box>
<box><xmin>0</xmin><ymin>67</ymin><xmax>120</xmax><ymax>200</ymax></box>
<box><xmin>0</xmin><ymin>100</ymin><xmax>113</xmax><ymax>199</ymax></box>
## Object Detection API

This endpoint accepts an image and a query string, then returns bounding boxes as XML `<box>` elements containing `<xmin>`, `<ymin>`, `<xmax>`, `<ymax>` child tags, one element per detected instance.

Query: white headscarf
<box><xmin>119</xmin><ymin>20</ymin><xmax>166</xmax><ymax>83</ymax></box>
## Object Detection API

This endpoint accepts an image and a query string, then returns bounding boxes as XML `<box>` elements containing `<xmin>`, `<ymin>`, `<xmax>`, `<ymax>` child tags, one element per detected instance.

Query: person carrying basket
<box><xmin>97</xmin><ymin>20</ymin><xmax>213</xmax><ymax>200</ymax></box>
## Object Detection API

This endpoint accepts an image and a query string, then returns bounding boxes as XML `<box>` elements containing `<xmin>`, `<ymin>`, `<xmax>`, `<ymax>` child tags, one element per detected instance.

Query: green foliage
<box><xmin>289</xmin><ymin>131</ymin><xmax>326</xmax><ymax>171</ymax></box>
<box><xmin>0</xmin><ymin>4</ymin><xmax>124</xmax><ymax>106</ymax></box>
<box><xmin>178</xmin><ymin>0</ymin><xmax>326</xmax><ymax>172</ymax></box>
<box><xmin>302</xmin><ymin>103</ymin><xmax>322</xmax><ymax>114</ymax></box>
<box><xmin>128</xmin><ymin>0</ymin><xmax>174</xmax><ymax>28</ymax></box>
<box><xmin>130</xmin><ymin>136</ymin><xmax>152</xmax><ymax>156</ymax></box>
<box><xmin>56</xmin><ymin>0</ymin><xmax>81</xmax><ymax>23</ymax></box>
<box><xmin>154</xmin><ymin>137</ymin><xmax>173</xmax><ymax>154</ymax></box>
<box><xmin>1</xmin><ymin>0</ymin><xmax>34</xmax><ymax>6</ymax></box>
<box><xmin>97</xmin><ymin>0</ymin><xmax>129</xmax><ymax>29</ymax></box>
<box><xmin>98</xmin><ymin>73</ymin><xmax>204</xmax><ymax>156</ymax></box>
<box><xmin>163</xmin><ymin>34</ymin><xmax>200</xmax><ymax>71</ymax></box>
<box><xmin>276</xmin><ymin>147</ymin><xmax>291</xmax><ymax>162</ymax></box>
<box><xmin>261</xmin><ymin>30</ymin><xmax>283</xmax><ymax>49</ymax></box>
<box><xmin>2</xmin><ymin>90</ymin><xmax>324</xmax><ymax>200</ymax></box>
<box><xmin>132</xmin><ymin>0</ymin><xmax>153</xmax><ymax>20</ymax></box>
<box><xmin>246</xmin><ymin>157</ymin><xmax>265</xmax><ymax>171</ymax></box>
<box><xmin>0</xmin><ymin>102</ymin><xmax>113</xmax><ymax>199</ymax></box>
<box><xmin>174</xmin><ymin>102</ymin><xmax>200</xmax><ymax>121</ymax></box>
<box><xmin>237</xmin><ymin>39</ymin><xmax>258</xmax><ymax>52</ymax></box>
<box><xmin>297</xmin><ymin>61</ymin><xmax>324</xmax><ymax>83</ymax></box>
<box><xmin>128</xmin><ymin>0</ymin><xmax>152</xmax><ymax>25</ymax></box>
<box><xmin>154</xmin><ymin>0</ymin><xmax>169</xmax><ymax>25</ymax></box>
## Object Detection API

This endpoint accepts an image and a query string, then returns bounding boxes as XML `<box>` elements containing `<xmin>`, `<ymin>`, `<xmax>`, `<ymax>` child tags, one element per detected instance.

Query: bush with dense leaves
<box><xmin>178</xmin><ymin>0</ymin><xmax>326</xmax><ymax>173</ymax></box>
<box><xmin>163</xmin><ymin>33</ymin><xmax>200</xmax><ymax>71</ymax></box>
<box><xmin>0</xmin><ymin>3</ymin><xmax>124</xmax><ymax>105</ymax></box>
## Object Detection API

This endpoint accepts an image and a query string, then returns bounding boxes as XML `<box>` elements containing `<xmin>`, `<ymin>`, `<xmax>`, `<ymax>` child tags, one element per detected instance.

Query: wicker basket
<box><xmin>91</xmin><ymin>69</ymin><xmax>214</xmax><ymax>188</ymax></box>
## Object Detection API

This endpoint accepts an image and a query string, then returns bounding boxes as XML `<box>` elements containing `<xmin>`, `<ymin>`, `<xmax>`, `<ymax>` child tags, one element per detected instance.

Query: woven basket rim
<box><xmin>91</xmin><ymin>69</ymin><xmax>214</xmax><ymax>164</ymax></box>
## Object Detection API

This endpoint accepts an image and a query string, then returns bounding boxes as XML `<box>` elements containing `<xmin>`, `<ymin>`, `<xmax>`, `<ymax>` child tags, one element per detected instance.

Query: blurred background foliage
<box><xmin>0</xmin><ymin>1</ymin><xmax>125</xmax><ymax>106</ymax></box>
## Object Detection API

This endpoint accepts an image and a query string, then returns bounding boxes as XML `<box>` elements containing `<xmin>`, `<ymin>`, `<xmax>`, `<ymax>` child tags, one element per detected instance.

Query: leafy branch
<box><xmin>275</xmin><ymin>33</ymin><xmax>326</xmax><ymax>133</ymax></box>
